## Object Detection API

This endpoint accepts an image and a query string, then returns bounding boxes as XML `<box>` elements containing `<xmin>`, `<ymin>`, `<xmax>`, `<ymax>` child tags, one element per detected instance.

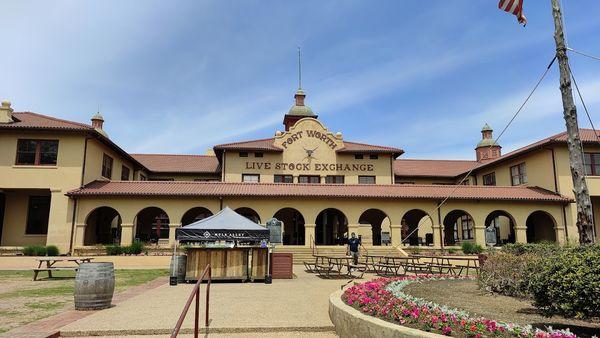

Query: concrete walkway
<box><xmin>59</xmin><ymin>269</ymin><xmax>363</xmax><ymax>337</ymax></box>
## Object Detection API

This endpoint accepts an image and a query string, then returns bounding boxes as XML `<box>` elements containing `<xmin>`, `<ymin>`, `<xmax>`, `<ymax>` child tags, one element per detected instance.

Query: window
<box><xmin>26</xmin><ymin>196</ymin><xmax>50</xmax><ymax>235</ymax></box>
<box><xmin>140</xmin><ymin>174</ymin><xmax>147</xmax><ymax>181</ymax></box>
<box><xmin>16</xmin><ymin>139</ymin><xmax>59</xmax><ymax>165</ymax></box>
<box><xmin>584</xmin><ymin>153</ymin><xmax>600</xmax><ymax>176</ymax></box>
<box><xmin>395</xmin><ymin>180</ymin><xmax>415</xmax><ymax>185</ymax></box>
<box><xmin>354</xmin><ymin>154</ymin><xmax>364</xmax><ymax>160</ymax></box>
<box><xmin>369</xmin><ymin>154</ymin><xmax>378</xmax><ymax>160</ymax></box>
<box><xmin>101</xmin><ymin>154</ymin><xmax>113</xmax><ymax>179</ymax></box>
<box><xmin>358</xmin><ymin>176</ymin><xmax>376</xmax><ymax>184</ymax></box>
<box><xmin>460</xmin><ymin>215</ymin><xmax>474</xmax><ymax>240</ymax></box>
<box><xmin>254</xmin><ymin>152</ymin><xmax>263</xmax><ymax>158</ymax></box>
<box><xmin>325</xmin><ymin>175</ymin><xmax>345</xmax><ymax>184</ymax></box>
<box><xmin>298</xmin><ymin>175</ymin><xmax>320</xmax><ymax>184</ymax></box>
<box><xmin>242</xmin><ymin>174</ymin><xmax>260</xmax><ymax>183</ymax></box>
<box><xmin>482</xmin><ymin>172</ymin><xmax>496</xmax><ymax>186</ymax></box>
<box><xmin>239</xmin><ymin>152</ymin><xmax>248</xmax><ymax>157</ymax></box>
<box><xmin>121</xmin><ymin>166</ymin><xmax>130</xmax><ymax>181</ymax></box>
<box><xmin>510</xmin><ymin>163</ymin><xmax>527</xmax><ymax>186</ymax></box>
<box><xmin>274</xmin><ymin>175</ymin><xmax>293</xmax><ymax>183</ymax></box>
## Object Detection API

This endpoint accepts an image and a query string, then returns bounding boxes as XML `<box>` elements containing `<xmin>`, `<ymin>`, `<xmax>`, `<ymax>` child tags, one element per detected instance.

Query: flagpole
<box><xmin>550</xmin><ymin>0</ymin><xmax>595</xmax><ymax>244</ymax></box>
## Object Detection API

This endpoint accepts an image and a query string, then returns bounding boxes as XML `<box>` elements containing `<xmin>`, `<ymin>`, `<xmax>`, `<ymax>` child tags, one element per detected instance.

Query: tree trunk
<box><xmin>551</xmin><ymin>0</ymin><xmax>595</xmax><ymax>244</ymax></box>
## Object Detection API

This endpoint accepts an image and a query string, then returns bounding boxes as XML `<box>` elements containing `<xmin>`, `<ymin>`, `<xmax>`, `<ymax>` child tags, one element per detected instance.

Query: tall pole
<box><xmin>551</xmin><ymin>0</ymin><xmax>595</xmax><ymax>244</ymax></box>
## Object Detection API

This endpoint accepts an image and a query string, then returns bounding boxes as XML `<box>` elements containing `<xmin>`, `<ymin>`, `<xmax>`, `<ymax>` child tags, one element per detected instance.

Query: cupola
<box><xmin>283</xmin><ymin>89</ymin><xmax>317</xmax><ymax>131</ymax></box>
<box><xmin>0</xmin><ymin>100</ymin><xmax>14</xmax><ymax>124</ymax></box>
<box><xmin>91</xmin><ymin>112</ymin><xmax>108</xmax><ymax>137</ymax></box>
<box><xmin>475</xmin><ymin>123</ymin><xmax>501</xmax><ymax>162</ymax></box>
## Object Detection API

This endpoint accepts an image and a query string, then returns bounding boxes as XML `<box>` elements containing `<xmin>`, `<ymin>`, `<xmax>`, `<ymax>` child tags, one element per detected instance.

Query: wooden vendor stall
<box><xmin>176</xmin><ymin>207</ymin><xmax>270</xmax><ymax>281</ymax></box>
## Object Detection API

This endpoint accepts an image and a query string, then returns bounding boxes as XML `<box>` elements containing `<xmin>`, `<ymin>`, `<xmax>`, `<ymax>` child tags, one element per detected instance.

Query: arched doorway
<box><xmin>485</xmin><ymin>210</ymin><xmax>516</xmax><ymax>245</ymax></box>
<box><xmin>84</xmin><ymin>207</ymin><xmax>121</xmax><ymax>245</ymax></box>
<box><xmin>273</xmin><ymin>208</ymin><xmax>305</xmax><ymax>245</ymax></box>
<box><xmin>358</xmin><ymin>209</ymin><xmax>389</xmax><ymax>246</ymax></box>
<box><xmin>443</xmin><ymin>210</ymin><xmax>475</xmax><ymax>246</ymax></box>
<box><xmin>235</xmin><ymin>207</ymin><xmax>261</xmax><ymax>224</ymax></box>
<box><xmin>526</xmin><ymin>211</ymin><xmax>557</xmax><ymax>243</ymax></box>
<box><xmin>401</xmin><ymin>209</ymin><xmax>431</xmax><ymax>246</ymax></box>
<box><xmin>181</xmin><ymin>207</ymin><xmax>213</xmax><ymax>226</ymax></box>
<box><xmin>315</xmin><ymin>208</ymin><xmax>348</xmax><ymax>245</ymax></box>
<box><xmin>135</xmin><ymin>207</ymin><xmax>170</xmax><ymax>243</ymax></box>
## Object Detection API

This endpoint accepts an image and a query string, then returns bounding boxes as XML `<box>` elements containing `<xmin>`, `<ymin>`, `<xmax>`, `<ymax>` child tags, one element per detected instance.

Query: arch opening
<box><xmin>315</xmin><ymin>208</ymin><xmax>348</xmax><ymax>245</ymax></box>
<box><xmin>358</xmin><ymin>209</ymin><xmax>390</xmax><ymax>246</ymax></box>
<box><xmin>134</xmin><ymin>207</ymin><xmax>170</xmax><ymax>244</ymax></box>
<box><xmin>181</xmin><ymin>207</ymin><xmax>213</xmax><ymax>226</ymax></box>
<box><xmin>484</xmin><ymin>210</ymin><xmax>516</xmax><ymax>246</ymax></box>
<box><xmin>443</xmin><ymin>210</ymin><xmax>475</xmax><ymax>246</ymax></box>
<box><xmin>235</xmin><ymin>207</ymin><xmax>261</xmax><ymax>224</ymax></box>
<box><xmin>84</xmin><ymin>207</ymin><xmax>122</xmax><ymax>246</ymax></box>
<box><xmin>273</xmin><ymin>208</ymin><xmax>305</xmax><ymax>245</ymax></box>
<box><xmin>526</xmin><ymin>211</ymin><xmax>557</xmax><ymax>243</ymax></box>
<box><xmin>401</xmin><ymin>209</ymin><xmax>432</xmax><ymax>246</ymax></box>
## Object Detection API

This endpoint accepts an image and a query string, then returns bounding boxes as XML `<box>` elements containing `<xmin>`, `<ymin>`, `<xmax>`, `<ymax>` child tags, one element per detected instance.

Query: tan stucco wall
<box><xmin>146</xmin><ymin>173</ymin><xmax>220</xmax><ymax>181</ymax></box>
<box><xmin>0</xmin><ymin>131</ymin><xmax>85</xmax><ymax>251</ymax></box>
<box><xmin>83</xmin><ymin>139</ymin><xmax>136</xmax><ymax>184</ymax></box>
<box><xmin>224</xmin><ymin>118</ymin><xmax>394</xmax><ymax>184</ymax></box>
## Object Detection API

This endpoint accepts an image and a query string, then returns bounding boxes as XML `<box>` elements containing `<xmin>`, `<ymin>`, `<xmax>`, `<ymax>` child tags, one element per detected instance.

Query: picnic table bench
<box><xmin>33</xmin><ymin>257</ymin><xmax>94</xmax><ymax>281</ymax></box>
<box><xmin>411</xmin><ymin>255</ymin><xmax>480</xmax><ymax>276</ymax></box>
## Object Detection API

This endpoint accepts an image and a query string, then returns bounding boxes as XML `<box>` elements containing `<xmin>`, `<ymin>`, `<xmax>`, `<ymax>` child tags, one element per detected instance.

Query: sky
<box><xmin>2</xmin><ymin>0</ymin><xmax>600</xmax><ymax>160</ymax></box>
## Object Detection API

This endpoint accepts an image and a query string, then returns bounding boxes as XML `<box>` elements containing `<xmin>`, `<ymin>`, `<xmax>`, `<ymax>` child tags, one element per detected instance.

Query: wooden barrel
<box><xmin>170</xmin><ymin>255</ymin><xmax>187</xmax><ymax>283</ymax></box>
<box><xmin>74</xmin><ymin>262</ymin><xmax>115</xmax><ymax>310</ymax></box>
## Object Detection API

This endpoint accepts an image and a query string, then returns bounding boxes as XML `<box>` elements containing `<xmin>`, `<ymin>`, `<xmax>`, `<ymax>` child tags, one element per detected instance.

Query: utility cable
<box><xmin>568</xmin><ymin>62</ymin><xmax>600</xmax><ymax>147</ymax></box>
<box><xmin>567</xmin><ymin>48</ymin><xmax>600</xmax><ymax>62</ymax></box>
<box><xmin>395</xmin><ymin>56</ymin><xmax>557</xmax><ymax>249</ymax></box>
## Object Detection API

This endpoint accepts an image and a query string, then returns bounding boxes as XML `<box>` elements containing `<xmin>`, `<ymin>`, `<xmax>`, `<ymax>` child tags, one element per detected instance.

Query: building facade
<box><xmin>0</xmin><ymin>91</ymin><xmax>598</xmax><ymax>254</ymax></box>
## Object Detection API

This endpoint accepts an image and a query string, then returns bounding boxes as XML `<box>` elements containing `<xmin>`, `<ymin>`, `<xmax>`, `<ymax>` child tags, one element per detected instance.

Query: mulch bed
<box><xmin>403</xmin><ymin>279</ymin><xmax>600</xmax><ymax>338</ymax></box>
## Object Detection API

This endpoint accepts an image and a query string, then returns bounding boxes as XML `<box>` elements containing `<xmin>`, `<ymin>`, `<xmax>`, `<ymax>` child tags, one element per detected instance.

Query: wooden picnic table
<box><xmin>33</xmin><ymin>257</ymin><xmax>94</xmax><ymax>281</ymax></box>
<box><xmin>411</xmin><ymin>255</ymin><xmax>480</xmax><ymax>275</ymax></box>
<box><xmin>374</xmin><ymin>256</ymin><xmax>418</xmax><ymax>276</ymax></box>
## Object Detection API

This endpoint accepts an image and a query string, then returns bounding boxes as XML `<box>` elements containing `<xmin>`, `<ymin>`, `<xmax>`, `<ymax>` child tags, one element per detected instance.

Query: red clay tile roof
<box><xmin>213</xmin><ymin>138</ymin><xmax>403</xmax><ymax>156</ymax></box>
<box><xmin>337</xmin><ymin>141</ymin><xmax>404</xmax><ymax>156</ymax></box>
<box><xmin>2</xmin><ymin>112</ymin><xmax>146</xmax><ymax>170</ymax></box>
<box><xmin>67</xmin><ymin>180</ymin><xmax>571</xmax><ymax>203</ymax></box>
<box><xmin>394</xmin><ymin>159</ymin><xmax>478</xmax><ymax>178</ymax></box>
<box><xmin>213</xmin><ymin>138</ymin><xmax>281</xmax><ymax>152</ymax></box>
<box><xmin>131</xmin><ymin>154</ymin><xmax>220</xmax><ymax>173</ymax></box>
<box><xmin>1</xmin><ymin>112</ymin><xmax>94</xmax><ymax>131</ymax></box>
<box><xmin>469</xmin><ymin>128</ymin><xmax>600</xmax><ymax>174</ymax></box>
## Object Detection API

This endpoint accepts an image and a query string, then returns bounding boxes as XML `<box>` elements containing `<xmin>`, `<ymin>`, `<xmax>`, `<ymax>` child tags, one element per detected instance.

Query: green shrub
<box><xmin>527</xmin><ymin>244</ymin><xmax>600</xmax><ymax>318</ymax></box>
<box><xmin>123</xmin><ymin>242</ymin><xmax>144</xmax><ymax>255</ymax></box>
<box><xmin>461</xmin><ymin>241</ymin><xmax>484</xmax><ymax>254</ymax></box>
<box><xmin>478</xmin><ymin>251</ymin><xmax>539</xmax><ymax>298</ymax></box>
<box><xmin>502</xmin><ymin>242</ymin><xmax>560</xmax><ymax>256</ymax></box>
<box><xmin>22</xmin><ymin>245</ymin><xmax>47</xmax><ymax>256</ymax></box>
<box><xmin>105</xmin><ymin>244</ymin><xmax>122</xmax><ymax>255</ymax></box>
<box><xmin>45</xmin><ymin>245</ymin><xmax>59</xmax><ymax>256</ymax></box>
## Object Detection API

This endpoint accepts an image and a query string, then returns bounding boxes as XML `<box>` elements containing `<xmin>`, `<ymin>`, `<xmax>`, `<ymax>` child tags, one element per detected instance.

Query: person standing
<box><xmin>347</xmin><ymin>232</ymin><xmax>361</xmax><ymax>265</ymax></box>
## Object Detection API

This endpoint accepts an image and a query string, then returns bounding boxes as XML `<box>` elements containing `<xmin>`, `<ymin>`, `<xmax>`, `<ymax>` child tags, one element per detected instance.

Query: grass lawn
<box><xmin>404</xmin><ymin>279</ymin><xmax>600</xmax><ymax>338</ymax></box>
<box><xmin>0</xmin><ymin>269</ymin><xmax>168</xmax><ymax>334</ymax></box>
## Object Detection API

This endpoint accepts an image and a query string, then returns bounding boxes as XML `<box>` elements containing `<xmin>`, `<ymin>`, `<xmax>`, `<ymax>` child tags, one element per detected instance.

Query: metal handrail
<box><xmin>171</xmin><ymin>265</ymin><xmax>211</xmax><ymax>338</ymax></box>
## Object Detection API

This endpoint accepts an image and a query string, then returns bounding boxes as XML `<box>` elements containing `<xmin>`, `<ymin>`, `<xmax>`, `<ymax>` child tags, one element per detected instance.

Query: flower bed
<box><xmin>342</xmin><ymin>275</ymin><xmax>577</xmax><ymax>338</ymax></box>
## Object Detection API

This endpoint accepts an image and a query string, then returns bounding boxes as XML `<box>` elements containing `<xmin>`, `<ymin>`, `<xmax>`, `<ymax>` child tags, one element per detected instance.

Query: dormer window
<box><xmin>239</xmin><ymin>152</ymin><xmax>248</xmax><ymax>157</ymax></box>
<box><xmin>354</xmin><ymin>154</ymin><xmax>363</xmax><ymax>160</ymax></box>
<box><xmin>369</xmin><ymin>154</ymin><xmax>378</xmax><ymax>160</ymax></box>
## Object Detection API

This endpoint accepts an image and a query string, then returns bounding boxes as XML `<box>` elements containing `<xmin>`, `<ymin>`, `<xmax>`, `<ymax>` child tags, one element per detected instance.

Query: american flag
<box><xmin>498</xmin><ymin>0</ymin><xmax>527</xmax><ymax>26</ymax></box>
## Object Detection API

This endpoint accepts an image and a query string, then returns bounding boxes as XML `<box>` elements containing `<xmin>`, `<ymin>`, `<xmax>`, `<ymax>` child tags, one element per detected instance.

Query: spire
<box><xmin>297</xmin><ymin>46</ymin><xmax>302</xmax><ymax>90</ymax></box>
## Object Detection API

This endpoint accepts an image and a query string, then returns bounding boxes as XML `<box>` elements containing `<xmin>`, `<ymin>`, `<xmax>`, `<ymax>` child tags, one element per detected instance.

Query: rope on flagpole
<box><xmin>567</xmin><ymin>47</ymin><xmax>600</xmax><ymax>62</ymax></box>
<box><xmin>395</xmin><ymin>56</ymin><xmax>557</xmax><ymax>249</ymax></box>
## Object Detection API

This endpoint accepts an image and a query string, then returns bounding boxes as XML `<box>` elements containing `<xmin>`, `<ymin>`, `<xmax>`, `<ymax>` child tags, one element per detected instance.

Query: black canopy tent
<box><xmin>176</xmin><ymin>206</ymin><xmax>269</xmax><ymax>243</ymax></box>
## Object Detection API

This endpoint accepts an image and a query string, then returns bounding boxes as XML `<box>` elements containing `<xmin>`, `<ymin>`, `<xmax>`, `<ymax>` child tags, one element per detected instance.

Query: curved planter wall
<box><xmin>329</xmin><ymin>289</ymin><xmax>445</xmax><ymax>338</ymax></box>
